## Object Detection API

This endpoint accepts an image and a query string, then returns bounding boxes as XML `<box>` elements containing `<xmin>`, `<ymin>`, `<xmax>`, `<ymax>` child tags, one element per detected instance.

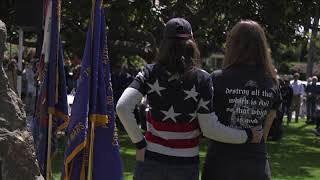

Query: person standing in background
<box><xmin>306</xmin><ymin>76</ymin><xmax>318</xmax><ymax>124</ymax></box>
<box><xmin>281</xmin><ymin>78</ymin><xmax>293</xmax><ymax>125</ymax></box>
<box><xmin>312</xmin><ymin>82</ymin><xmax>320</xmax><ymax>136</ymax></box>
<box><xmin>289</xmin><ymin>73</ymin><xmax>305</xmax><ymax>123</ymax></box>
<box><xmin>111</xmin><ymin>63</ymin><xmax>134</xmax><ymax>131</ymax></box>
<box><xmin>6</xmin><ymin>59</ymin><xmax>18</xmax><ymax>93</ymax></box>
<box><xmin>314</xmin><ymin>101</ymin><xmax>320</xmax><ymax>136</ymax></box>
<box><xmin>111</xmin><ymin>63</ymin><xmax>134</xmax><ymax>106</ymax></box>
<box><xmin>24</xmin><ymin>62</ymin><xmax>36</xmax><ymax>115</ymax></box>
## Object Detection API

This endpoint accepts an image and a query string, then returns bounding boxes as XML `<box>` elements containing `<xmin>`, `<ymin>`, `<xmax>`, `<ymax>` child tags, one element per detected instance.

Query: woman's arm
<box><xmin>263</xmin><ymin>110</ymin><xmax>277</xmax><ymax>142</ymax></box>
<box><xmin>199</xmin><ymin>113</ymin><xmax>253</xmax><ymax>144</ymax></box>
<box><xmin>116</xmin><ymin>87</ymin><xmax>146</xmax><ymax>149</ymax></box>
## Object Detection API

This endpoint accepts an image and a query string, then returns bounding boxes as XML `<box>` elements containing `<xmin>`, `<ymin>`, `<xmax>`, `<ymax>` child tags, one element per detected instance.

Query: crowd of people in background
<box><xmin>2</xmin><ymin>50</ymin><xmax>140</xmax><ymax>119</ymax></box>
<box><xmin>3</xmin><ymin>49</ymin><xmax>320</xmax><ymax>140</ymax></box>
<box><xmin>269</xmin><ymin>72</ymin><xmax>320</xmax><ymax>140</ymax></box>
<box><xmin>3</xmin><ymin>50</ymin><xmax>37</xmax><ymax>118</ymax></box>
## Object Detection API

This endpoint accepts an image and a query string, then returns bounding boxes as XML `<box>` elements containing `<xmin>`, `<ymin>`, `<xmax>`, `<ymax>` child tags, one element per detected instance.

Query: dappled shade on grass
<box><xmin>53</xmin><ymin>121</ymin><xmax>320</xmax><ymax>180</ymax></box>
<box><xmin>267</xmin><ymin>123</ymin><xmax>320</xmax><ymax>180</ymax></box>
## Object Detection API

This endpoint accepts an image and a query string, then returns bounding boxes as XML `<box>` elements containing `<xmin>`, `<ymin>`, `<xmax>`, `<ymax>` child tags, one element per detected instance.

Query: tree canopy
<box><xmin>1</xmin><ymin>0</ymin><xmax>319</xmax><ymax>71</ymax></box>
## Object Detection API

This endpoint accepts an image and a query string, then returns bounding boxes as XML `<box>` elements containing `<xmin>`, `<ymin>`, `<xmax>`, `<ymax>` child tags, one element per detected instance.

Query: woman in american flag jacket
<box><xmin>116</xmin><ymin>18</ymin><xmax>263</xmax><ymax>180</ymax></box>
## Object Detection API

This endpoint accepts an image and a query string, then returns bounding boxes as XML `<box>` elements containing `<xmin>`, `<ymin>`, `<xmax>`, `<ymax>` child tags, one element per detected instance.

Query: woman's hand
<box><xmin>136</xmin><ymin>148</ymin><xmax>146</xmax><ymax>161</ymax></box>
<box><xmin>250</xmin><ymin>125</ymin><xmax>263</xmax><ymax>143</ymax></box>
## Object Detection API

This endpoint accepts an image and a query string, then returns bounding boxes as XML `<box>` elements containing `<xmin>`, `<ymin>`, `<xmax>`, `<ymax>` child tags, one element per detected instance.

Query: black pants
<box><xmin>306</xmin><ymin>98</ymin><xmax>316</xmax><ymax>122</ymax></box>
<box><xmin>202</xmin><ymin>156</ymin><xmax>271</xmax><ymax>180</ymax></box>
<box><xmin>282</xmin><ymin>103</ymin><xmax>291</xmax><ymax>124</ymax></box>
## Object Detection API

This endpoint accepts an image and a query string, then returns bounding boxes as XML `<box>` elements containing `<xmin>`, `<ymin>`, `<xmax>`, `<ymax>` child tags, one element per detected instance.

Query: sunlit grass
<box><xmin>267</xmin><ymin>121</ymin><xmax>320</xmax><ymax>180</ymax></box>
<box><xmin>53</xmin><ymin>120</ymin><xmax>320</xmax><ymax>180</ymax></box>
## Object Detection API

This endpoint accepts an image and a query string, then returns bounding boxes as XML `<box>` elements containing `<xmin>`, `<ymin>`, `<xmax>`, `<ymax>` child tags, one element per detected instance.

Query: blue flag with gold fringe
<box><xmin>62</xmin><ymin>0</ymin><xmax>123</xmax><ymax>179</ymax></box>
<box><xmin>32</xmin><ymin>0</ymin><xmax>69</xmax><ymax>177</ymax></box>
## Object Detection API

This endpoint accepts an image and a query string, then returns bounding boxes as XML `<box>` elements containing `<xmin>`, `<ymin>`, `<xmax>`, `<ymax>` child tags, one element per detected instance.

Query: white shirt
<box><xmin>290</xmin><ymin>80</ymin><xmax>305</xmax><ymax>96</ymax></box>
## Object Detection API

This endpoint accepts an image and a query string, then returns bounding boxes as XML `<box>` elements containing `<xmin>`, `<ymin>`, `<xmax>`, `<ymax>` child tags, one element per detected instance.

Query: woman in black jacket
<box><xmin>202</xmin><ymin>20</ymin><xmax>281</xmax><ymax>180</ymax></box>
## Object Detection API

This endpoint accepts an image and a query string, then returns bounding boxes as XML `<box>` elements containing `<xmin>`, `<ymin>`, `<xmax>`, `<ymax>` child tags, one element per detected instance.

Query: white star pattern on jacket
<box><xmin>184</xmin><ymin>85</ymin><xmax>199</xmax><ymax>101</ymax></box>
<box><xmin>188</xmin><ymin>112</ymin><xmax>197</xmax><ymax>123</ymax></box>
<box><xmin>147</xmin><ymin>79</ymin><xmax>166</xmax><ymax>96</ymax></box>
<box><xmin>161</xmin><ymin>106</ymin><xmax>181</xmax><ymax>123</ymax></box>
<box><xmin>198</xmin><ymin>98</ymin><xmax>210</xmax><ymax>111</ymax></box>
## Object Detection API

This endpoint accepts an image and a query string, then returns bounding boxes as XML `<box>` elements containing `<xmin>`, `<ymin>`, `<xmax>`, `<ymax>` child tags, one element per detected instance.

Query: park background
<box><xmin>1</xmin><ymin>0</ymin><xmax>320</xmax><ymax>179</ymax></box>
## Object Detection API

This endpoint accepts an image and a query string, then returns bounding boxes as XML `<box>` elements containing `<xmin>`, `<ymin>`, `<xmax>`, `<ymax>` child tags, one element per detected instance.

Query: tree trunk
<box><xmin>307</xmin><ymin>8</ymin><xmax>319</xmax><ymax>77</ymax></box>
<box><xmin>300</xmin><ymin>23</ymin><xmax>310</xmax><ymax>62</ymax></box>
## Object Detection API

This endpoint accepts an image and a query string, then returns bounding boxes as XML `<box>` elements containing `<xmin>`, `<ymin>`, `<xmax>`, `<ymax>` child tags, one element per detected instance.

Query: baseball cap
<box><xmin>163</xmin><ymin>18</ymin><xmax>193</xmax><ymax>39</ymax></box>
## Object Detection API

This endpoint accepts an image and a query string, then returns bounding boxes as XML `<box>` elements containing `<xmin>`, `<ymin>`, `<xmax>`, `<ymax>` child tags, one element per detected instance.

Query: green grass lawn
<box><xmin>53</xmin><ymin>120</ymin><xmax>320</xmax><ymax>180</ymax></box>
<box><xmin>267</xmin><ymin>121</ymin><xmax>320</xmax><ymax>180</ymax></box>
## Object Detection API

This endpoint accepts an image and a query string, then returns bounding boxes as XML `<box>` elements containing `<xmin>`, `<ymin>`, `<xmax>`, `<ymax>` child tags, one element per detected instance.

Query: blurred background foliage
<box><xmin>1</xmin><ymin>0</ymin><xmax>320</xmax><ymax>74</ymax></box>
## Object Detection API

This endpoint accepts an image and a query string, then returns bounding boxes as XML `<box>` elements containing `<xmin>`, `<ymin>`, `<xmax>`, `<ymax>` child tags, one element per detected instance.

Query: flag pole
<box><xmin>46</xmin><ymin>113</ymin><xmax>53</xmax><ymax>179</ymax></box>
<box><xmin>47</xmin><ymin>0</ymin><xmax>60</xmax><ymax>178</ymax></box>
<box><xmin>17</xmin><ymin>28</ymin><xmax>23</xmax><ymax>97</ymax></box>
<box><xmin>87</xmin><ymin>119</ymin><xmax>95</xmax><ymax>180</ymax></box>
<box><xmin>87</xmin><ymin>0</ymin><xmax>96</xmax><ymax>179</ymax></box>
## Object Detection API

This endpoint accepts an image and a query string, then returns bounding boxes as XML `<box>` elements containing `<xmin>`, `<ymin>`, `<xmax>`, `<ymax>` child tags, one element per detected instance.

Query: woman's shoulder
<box><xmin>190</xmin><ymin>67</ymin><xmax>211</xmax><ymax>81</ymax></box>
<box><xmin>143</xmin><ymin>63</ymin><xmax>156</xmax><ymax>71</ymax></box>
<box><xmin>193</xmin><ymin>67</ymin><xmax>210</xmax><ymax>76</ymax></box>
<box><xmin>209</xmin><ymin>69</ymin><xmax>224</xmax><ymax>85</ymax></box>
<box><xmin>210</xmin><ymin>69</ymin><xmax>223</xmax><ymax>78</ymax></box>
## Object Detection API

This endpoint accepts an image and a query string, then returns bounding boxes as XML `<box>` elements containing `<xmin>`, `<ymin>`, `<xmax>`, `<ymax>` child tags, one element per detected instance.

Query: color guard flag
<box><xmin>32</xmin><ymin>0</ymin><xmax>69</xmax><ymax>177</ymax></box>
<box><xmin>62</xmin><ymin>0</ymin><xmax>123</xmax><ymax>179</ymax></box>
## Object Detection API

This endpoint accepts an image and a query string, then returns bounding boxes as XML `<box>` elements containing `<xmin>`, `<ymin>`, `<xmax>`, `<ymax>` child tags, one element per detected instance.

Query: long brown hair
<box><xmin>156</xmin><ymin>38</ymin><xmax>201</xmax><ymax>74</ymax></box>
<box><xmin>223</xmin><ymin>20</ymin><xmax>277</xmax><ymax>81</ymax></box>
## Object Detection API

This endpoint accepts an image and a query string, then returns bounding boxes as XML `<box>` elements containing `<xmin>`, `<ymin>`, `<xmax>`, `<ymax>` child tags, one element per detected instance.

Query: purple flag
<box><xmin>62</xmin><ymin>1</ymin><xmax>123</xmax><ymax>179</ymax></box>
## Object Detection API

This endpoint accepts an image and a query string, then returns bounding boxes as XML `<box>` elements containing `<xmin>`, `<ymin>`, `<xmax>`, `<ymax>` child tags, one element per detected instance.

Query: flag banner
<box><xmin>62</xmin><ymin>0</ymin><xmax>123</xmax><ymax>179</ymax></box>
<box><xmin>32</xmin><ymin>0</ymin><xmax>69</xmax><ymax>177</ymax></box>
<box><xmin>92</xmin><ymin>8</ymin><xmax>123</xmax><ymax>180</ymax></box>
